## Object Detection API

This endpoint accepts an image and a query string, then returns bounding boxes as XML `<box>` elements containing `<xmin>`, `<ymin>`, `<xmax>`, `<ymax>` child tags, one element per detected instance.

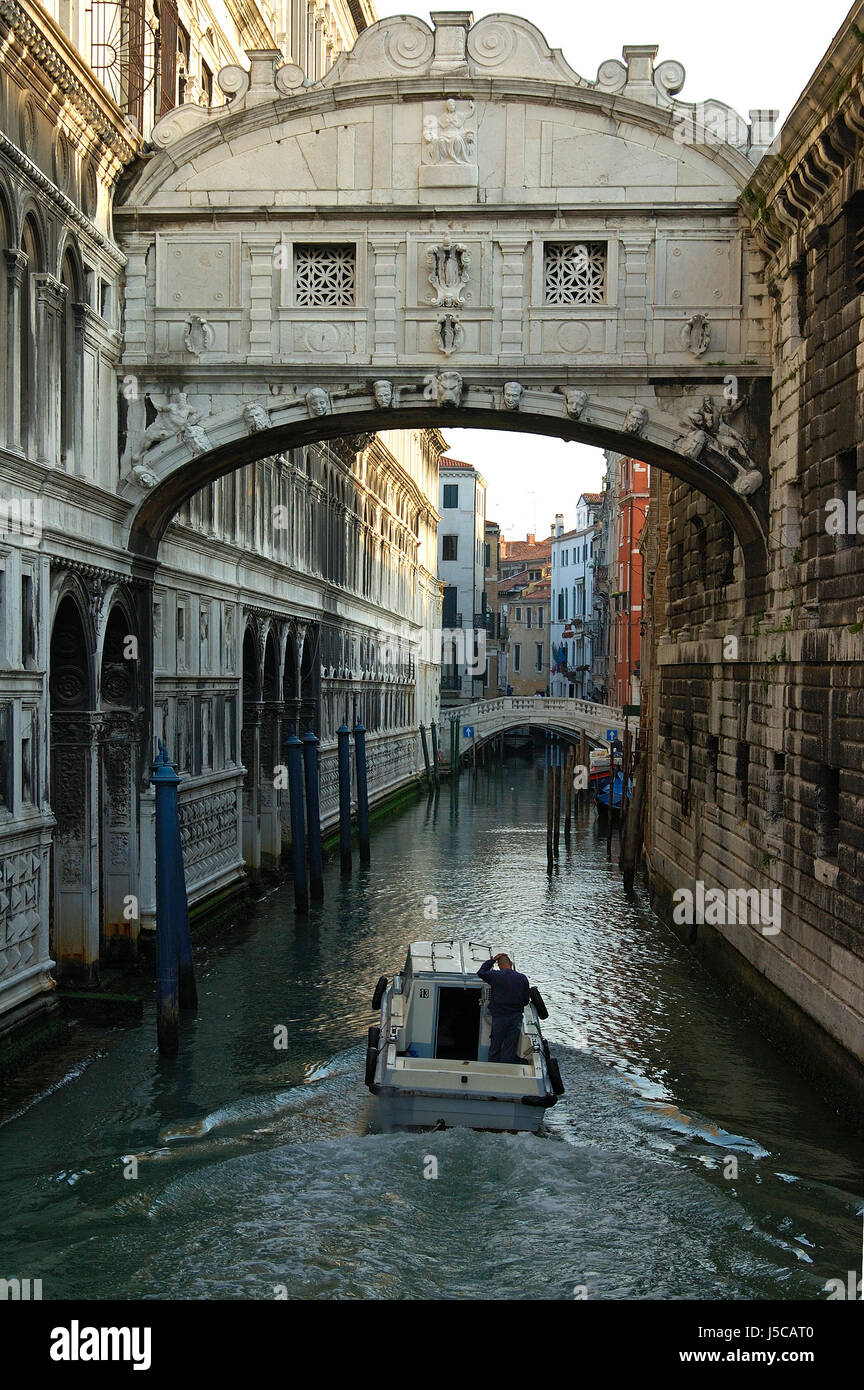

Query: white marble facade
<box><xmin>0</xmin><ymin>0</ymin><xmax>441</xmax><ymax>1016</ymax></box>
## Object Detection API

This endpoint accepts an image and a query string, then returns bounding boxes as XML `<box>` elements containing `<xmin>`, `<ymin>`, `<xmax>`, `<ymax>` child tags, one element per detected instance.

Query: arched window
<box><xmin>19</xmin><ymin>217</ymin><xmax>41</xmax><ymax>456</ymax></box>
<box><xmin>0</xmin><ymin>195</ymin><xmax>9</xmax><ymax>447</ymax></box>
<box><xmin>60</xmin><ymin>247</ymin><xmax>81</xmax><ymax>471</ymax></box>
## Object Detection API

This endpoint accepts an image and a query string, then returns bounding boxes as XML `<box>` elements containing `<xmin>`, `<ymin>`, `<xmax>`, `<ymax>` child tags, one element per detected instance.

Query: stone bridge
<box><xmin>115</xmin><ymin>11</ymin><xmax>776</xmax><ymax>597</ymax></box>
<box><xmin>443</xmin><ymin>696</ymin><xmax>624</xmax><ymax>762</ymax></box>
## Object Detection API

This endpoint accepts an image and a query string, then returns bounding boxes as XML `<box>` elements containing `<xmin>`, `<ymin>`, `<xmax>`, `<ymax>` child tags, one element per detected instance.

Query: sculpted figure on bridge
<box><xmin>372</xmin><ymin>379</ymin><xmax>394</xmax><ymax>408</ymax></box>
<box><xmin>306</xmin><ymin>387</ymin><xmax>332</xmax><ymax>417</ymax></box>
<box><xmin>423</xmin><ymin>100</ymin><xmax>476</xmax><ymax>164</ymax></box>
<box><xmin>674</xmin><ymin>403</ymin><xmax>712</xmax><ymax>460</ymax></box>
<box><xmin>563</xmin><ymin>388</ymin><xmax>589</xmax><ymax>420</ymax></box>
<box><xmin>131</xmin><ymin>388</ymin><xmax>207</xmax><ymax>466</ymax></box>
<box><xmin>243</xmin><ymin>403</ymin><xmax>271</xmax><ymax>433</ymax></box>
<box><xmin>503</xmin><ymin>381</ymin><xmax>523</xmax><ymax>410</ymax></box>
<box><xmin>673</xmin><ymin>395</ymin><xmax>763</xmax><ymax>492</ymax></box>
<box><xmin>424</xmin><ymin>371</ymin><xmax>463</xmax><ymax>408</ymax></box>
<box><xmin>623</xmin><ymin>404</ymin><xmax>649</xmax><ymax>436</ymax></box>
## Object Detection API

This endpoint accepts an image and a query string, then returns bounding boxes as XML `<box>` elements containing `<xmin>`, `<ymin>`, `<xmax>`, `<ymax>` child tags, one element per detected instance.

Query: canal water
<box><xmin>0</xmin><ymin>759</ymin><xmax>862</xmax><ymax>1301</ymax></box>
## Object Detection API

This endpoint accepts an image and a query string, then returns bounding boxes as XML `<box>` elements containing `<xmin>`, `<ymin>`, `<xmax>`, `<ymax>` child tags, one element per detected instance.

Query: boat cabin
<box><xmin>391</xmin><ymin>940</ymin><xmax>513</xmax><ymax>1063</ymax></box>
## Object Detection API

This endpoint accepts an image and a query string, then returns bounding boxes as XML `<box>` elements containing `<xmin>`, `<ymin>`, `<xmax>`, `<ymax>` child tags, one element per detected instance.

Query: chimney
<box><xmin>527</xmin><ymin>533</ymin><xmax>535</xmax><ymax>545</ymax></box>
<box><xmin>555</xmin><ymin>513</ymin><xmax>564</xmax><ymax>537</ymax></box>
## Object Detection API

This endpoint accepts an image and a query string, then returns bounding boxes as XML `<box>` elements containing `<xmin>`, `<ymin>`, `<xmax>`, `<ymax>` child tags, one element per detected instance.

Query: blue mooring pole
<box><xmin>302</xmin><ymin>726</ymin><xmax>324</xmax><ymax>901</ymax></box>
<box><xmin>285</xmin><ymin>728</ymin><xmax>308</xmax><ymax>912</ymax></box>
<box><xmin>353</xmin><ymin>721</ymin><xmax>370</xmax><ymax>864</ymax></box>
<box><xmin>152</xmin><ymin>740</ymin><xmax>197</xmax><ymax>1056</ymax></box>
<box><xmin>430</xmin><ymin>719</ymin><xmax>440</xmax><ymax>787</ymax></box>
<box><xmin>337</xmin><ymin>722</ymin><xmax>352</xmax><ymax>874</ymax></box>
<box><xmin>419</xmin><ymin>722</ymin><xmax>432</xmax><ymax>790</ymax></box>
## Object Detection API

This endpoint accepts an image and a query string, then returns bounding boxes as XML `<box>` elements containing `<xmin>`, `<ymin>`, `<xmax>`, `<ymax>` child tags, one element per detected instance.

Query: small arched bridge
<box><xmin>443</xmin><ymin>696</ymin><xmax>624</xmax><ymax>763</ymax></box>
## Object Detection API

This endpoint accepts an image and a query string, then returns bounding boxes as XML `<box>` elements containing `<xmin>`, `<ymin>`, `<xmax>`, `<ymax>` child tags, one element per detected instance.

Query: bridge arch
<box><xmin>114</xmin><ymin>11</ymin><xmax>775</xmax><ymax>601</ymax></box>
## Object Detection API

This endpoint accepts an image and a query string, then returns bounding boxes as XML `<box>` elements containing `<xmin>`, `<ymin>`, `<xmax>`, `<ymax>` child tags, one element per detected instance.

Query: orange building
<box><xmin>611</xmin><ymin>456</ymin><xmax>650</xmax><ymax>709</ymax></box>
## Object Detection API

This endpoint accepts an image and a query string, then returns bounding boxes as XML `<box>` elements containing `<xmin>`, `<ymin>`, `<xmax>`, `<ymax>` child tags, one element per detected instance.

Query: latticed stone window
<box><xmin>294</xmin><ymin>244</ymin><xmax>356</xmax><ymax>306</ymax></box>
<box><xmin>543</xmin><ymin>241</ymin><xmax>607</xmax><ymax>305</ymax></box>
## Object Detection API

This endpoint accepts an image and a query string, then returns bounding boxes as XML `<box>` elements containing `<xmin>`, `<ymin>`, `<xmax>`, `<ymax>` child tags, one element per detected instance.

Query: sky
<box><xmin>372</xmin><ymin>0</ymin><xmax>853</xmax><ymax>536</ymax></box>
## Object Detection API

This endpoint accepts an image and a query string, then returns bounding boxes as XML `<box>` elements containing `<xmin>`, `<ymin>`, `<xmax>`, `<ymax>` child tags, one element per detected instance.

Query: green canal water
<box><xmin>0</xmin><ymin>760</ymin><xmax>862</xmax><ymax>1300</ymax></box>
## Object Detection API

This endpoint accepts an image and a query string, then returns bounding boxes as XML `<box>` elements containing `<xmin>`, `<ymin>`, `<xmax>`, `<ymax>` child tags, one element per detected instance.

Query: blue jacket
<box><xmin>477</xmin><ymin>959</ymin><xmax>530</xmax><ymax>1017</ymax></box>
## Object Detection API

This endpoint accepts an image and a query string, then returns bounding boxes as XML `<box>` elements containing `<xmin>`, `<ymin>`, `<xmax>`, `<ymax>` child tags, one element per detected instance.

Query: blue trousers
<box><xmin>489</xmin><ymin>1013</ymin><xmax>522</xmax><ymax>1063</ymax></box>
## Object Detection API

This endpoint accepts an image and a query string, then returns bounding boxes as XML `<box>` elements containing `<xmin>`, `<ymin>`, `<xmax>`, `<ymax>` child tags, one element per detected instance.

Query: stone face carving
<box><xmin>502</xmin><ymin>381</ymin><xmax>523</xmax><ymax>410</ymax></box>
<box><xmin>623</xmin><ymin>404</ymin><xmax>649</xmax><ymax>436</ymax></box>
<box><xmin>681</xmin><ymin>313</ymin><xmax>711</xmax><ymax>358</ymax></box>
<box><xmin>437</xmin><ymin>313</ymin><xmax>464</xmax><ymax>355</ymax></box>
<box><xmin>305</xmin><ymin>387</ymin><xmax>331</xmax><ymax>417</ymax></box>
<box><xmin>372</xmin><ymin>379</ymin><xmax>393</xmax><ymax>408</ymax></box>
<box><xmin>243</xmin><ymin>403</ymin><xmax>271</xmax><ymax>432</ymax></box>
<box><xmin>563</xmin><ymin>388</ymin><xmax>589</xmax><ymax>420</ymax></box>
<box><xmin>427</xmin><ymin>232</ymin><xmax>471</xmax><ymax>308</ymax></box>
<box><xmin>180</xmin><ymin>423</ymin><xmax>210</xmax><ymax>455</ymax></box>
<box><xmin>132</xmin><ymin>388</ymin><xmax>206</xmax><ymax>464</ymax></box>
<box><xmin>423</xmin><ymin>371</ymin><xmax>463</xmax><ymax>408</ymax></box>
<box><xmin>423</xmin><ymin>100</ymin><xmax>475</xmax><ymax>164</ymax></box>
<box><xmin>183</xmin><ymin>315</ymin><xmax>215</xmax><ymax>355</ymax></box>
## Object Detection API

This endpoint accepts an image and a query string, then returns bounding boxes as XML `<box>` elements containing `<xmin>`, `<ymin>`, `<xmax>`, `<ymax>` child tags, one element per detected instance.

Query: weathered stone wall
<box><xmin>640</xmin><ymin>5</ymin><xmax>864</xmax><ymax>1110</ymax></box>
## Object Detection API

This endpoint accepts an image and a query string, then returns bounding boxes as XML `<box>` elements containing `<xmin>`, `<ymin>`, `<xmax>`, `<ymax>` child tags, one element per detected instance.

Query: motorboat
<box><xmin>364</xmin><ymin>940</ymin><xmax>565</xmax><ymax>1131</ymax></box>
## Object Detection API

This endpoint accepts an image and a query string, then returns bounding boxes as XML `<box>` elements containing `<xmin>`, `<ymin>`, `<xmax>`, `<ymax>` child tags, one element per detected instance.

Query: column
<box><xmin>3</xmin><ymin>249</ymin><xmax>25</xmax><ymax>450</ymax></box>
<box><xmin>369</xmin><ymin>235</ymin><xmax>401</xmax><ymax>363</ymax></box>
<box><xmin>496</xmin><ymin>235</ymin><xmax>530</xmax><ymax>359</ymax></box>
<box><xmin>619</xmin><ymin>234</ymin><xmax>653</xmax><ymax>365</ymax></box>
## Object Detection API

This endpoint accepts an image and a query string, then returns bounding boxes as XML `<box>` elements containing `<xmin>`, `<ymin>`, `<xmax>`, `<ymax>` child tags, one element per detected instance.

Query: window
<box><xmin>202</xmin><ymin>60</ymin><xmax>213</xmax><ymax>105</ymax></box>
<box><xmin>442</xmin><ymin>483</ymin><xmax>458</xmax><ymax>509</ymax></box>
<box><xmin>557</xmin><ymin>593</ymin><xmax>564</xmax><ymax>621</ymax></box>
<box><xmin>535</xmin><ymin>643</ymin><xmax>543</xmax><ymax>672</ymax></box>
<box><xmin>442</xmin><ymin>535</ymin><xmax>458</xmax><ymax>562</ymax></box>
<box><xmin>543</xmin><ymin>241</ymin><xmax>607</xmax><ymax>304</ymax></box>
<box><xmin>225</xmin><ymin>696</ymin><xmax>236</xmax><ymax>765</ymax></box>
<box><xmin>0</xmin><ymin>704</ymin><xmax>10</xmax><ymax>810</ymax></box>
<box><xmin>514</xmin><ymin>606</ymin><xmax>522</xmax><ymax>623</ymax></box>
<box><xmin>442</xmin><ymin>585</ymin><xmax>458</xmax><ymax>627</ymax></box>
<box><xmin>294</xmin><ymin>244</ymin><xmax>356</xmax><ymax>306</ymax></box>
<box><xmin>526</xmin><ymin>608</ymin><xmax>532</xmax><ymax>629</ymax></box>
<box><xmin>513</xmin><ymin>643</ymin><xmax>521</xmax><ymax>672</ymax></box>
<box><xmin>177</xmin><ymin>19</ymin><xmax>191</xmax><ymax>103</ymax></box>
<box><xmin>484</xmin><ymin>542</ymin><xmax>490</xmax><ymax>567</ymax></box>
<box><xmin>21</xmin><ymin>573</ymin><xmax>34</xmax><ymax>666</ymax></box>
<box><xmin>537</xmin><ymin>607</ymin><xmax>543</xmax><ymax>628</ymax></box>
<box><xmin>22</xmin><ymin>707</ymin><xmax>35</xmax><ymax>804</ymax></box>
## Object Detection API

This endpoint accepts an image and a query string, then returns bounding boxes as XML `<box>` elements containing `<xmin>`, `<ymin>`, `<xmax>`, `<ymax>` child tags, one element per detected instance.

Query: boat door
<box><xmin>434</xmin><ymin>985</ymin><xmax>483</xmax><ymax>1060</ymax></box>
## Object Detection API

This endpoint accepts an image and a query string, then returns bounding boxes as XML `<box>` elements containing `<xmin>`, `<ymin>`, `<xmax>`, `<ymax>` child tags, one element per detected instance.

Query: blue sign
<box><xmin>463</xmin><ymin>726</ymin><xmax>475</xmax><ymax>738</ymax></box>
<box><xmin>605</xmin><ymin>728</ymin><xmax>618</xmax><ymax>742</ymax></box>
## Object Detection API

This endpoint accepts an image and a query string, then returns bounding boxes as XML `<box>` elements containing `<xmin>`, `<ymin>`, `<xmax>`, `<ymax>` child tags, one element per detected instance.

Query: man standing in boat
<box><xmin>477</xmin><ymin>953</ymin><xmax>530</xmax><ymax>1063</ymax></box>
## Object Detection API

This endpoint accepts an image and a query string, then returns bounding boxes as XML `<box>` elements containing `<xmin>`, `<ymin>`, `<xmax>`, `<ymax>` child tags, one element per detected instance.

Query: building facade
<box><xmin>482</xmin><ymin>519</ymin><xmax>502</xmax><ymax>694</ymax></box>
<box><xmin>609</xmin><ymin>457</ymin><xmax>649</xmax><ymax>709</ymax></box>
<box><xmin>0</xmin><ymin>0</ymin><xmax>443</xmax><ymax>1026</ymax></box>
<box><xmin>437</xmin><ymin>457</ymin><xmax>486</xmax><ymax>703</ymax></box>
<box><xmin>550</xmin><ymin>495</ymin><xmax>602</xmax><ymax>698</ymax></box>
